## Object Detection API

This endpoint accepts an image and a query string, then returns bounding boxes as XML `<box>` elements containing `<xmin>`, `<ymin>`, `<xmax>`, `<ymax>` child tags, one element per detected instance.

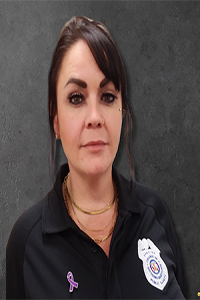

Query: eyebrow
<box><xmin>65</xmin><ymin>78</ymin><xmax>87</xmax><ymax>88</ymax></box>
<box><xmin>64</xmin><ymin>77</ymin><xmax>111</xmax><ymax>89</ymax></box>
<box><xmin>99</xmin><ymin>78</ymin><xmax>111</xmax><ymax>88</ymax></box>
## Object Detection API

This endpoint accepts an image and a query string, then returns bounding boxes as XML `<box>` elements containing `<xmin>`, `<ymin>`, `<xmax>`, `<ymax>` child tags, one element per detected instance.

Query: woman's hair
<box><xmin>48</xmin><ymin>16</ymin><xmax>133</xmax><ymax>179</ymax></box>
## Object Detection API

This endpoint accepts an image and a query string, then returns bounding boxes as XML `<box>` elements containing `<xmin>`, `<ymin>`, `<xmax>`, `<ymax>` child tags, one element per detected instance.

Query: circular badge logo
<box><xmin>150</xmin><ymin>259</ymin><xmax>160</xmax><ymax>275</ymax></box>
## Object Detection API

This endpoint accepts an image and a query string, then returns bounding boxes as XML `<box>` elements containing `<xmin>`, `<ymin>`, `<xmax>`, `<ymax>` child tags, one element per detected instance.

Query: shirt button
<box><xmin>91</xmin><ymin>245</ymin><xmax>97</xmax><ymax>253</ymax></box>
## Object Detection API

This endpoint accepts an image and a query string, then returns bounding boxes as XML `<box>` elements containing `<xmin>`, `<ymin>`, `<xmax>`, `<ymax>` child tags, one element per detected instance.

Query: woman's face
<box><xmin>54</xmin><ymin>39</ymin><xmax>122</xmax><ymax>177</ymax></box>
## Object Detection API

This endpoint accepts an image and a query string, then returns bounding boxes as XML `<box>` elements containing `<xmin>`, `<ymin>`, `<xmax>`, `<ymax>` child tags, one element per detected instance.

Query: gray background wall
<box><xmin>1</xmin><ymin>1</ymin><xmax>200</xmax><ymax>299</ymax></box>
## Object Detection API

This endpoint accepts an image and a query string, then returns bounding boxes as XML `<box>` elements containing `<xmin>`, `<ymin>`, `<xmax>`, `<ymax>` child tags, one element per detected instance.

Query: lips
<box><xmin>82</xmin><ymin>140</ymin><xmax>107</xmax><ymax>151</ymax></box>
<box><xmin>83</xmin><ymin>140</ymin><xmax>106</xmax><ymax>147</ymax></box>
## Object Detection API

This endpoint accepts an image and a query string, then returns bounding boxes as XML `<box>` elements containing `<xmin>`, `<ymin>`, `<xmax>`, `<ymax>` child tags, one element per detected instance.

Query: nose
<box><xmin>85</xmin><ymin>101</ymin><xmax>103</xmax><ymax>128</ymax></box>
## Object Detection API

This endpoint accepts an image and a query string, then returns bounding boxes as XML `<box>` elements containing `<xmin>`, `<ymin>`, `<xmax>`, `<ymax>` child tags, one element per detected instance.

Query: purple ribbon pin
<box><xmin>67</xmin><ymin>271</ymin><xmax>78</xmax><ymax>293</ymax></box>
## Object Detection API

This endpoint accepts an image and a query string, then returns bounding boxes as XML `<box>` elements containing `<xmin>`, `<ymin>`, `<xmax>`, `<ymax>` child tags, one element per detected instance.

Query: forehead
<box><xmin>61</xmin><ymin>40</ymin><xmax>99</xmax><ymax>73</ymax></box>
<box><xmin>59</xmin><ymin>40</ymin><xmax>101</xmax><ymax>78</ymax></box>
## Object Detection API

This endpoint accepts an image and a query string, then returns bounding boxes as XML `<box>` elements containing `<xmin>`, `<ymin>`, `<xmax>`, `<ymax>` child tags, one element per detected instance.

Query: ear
<box><xmin>53</xmin><ymin>114</ymin><xmax>60</xmax><ymax>139</ymax></box>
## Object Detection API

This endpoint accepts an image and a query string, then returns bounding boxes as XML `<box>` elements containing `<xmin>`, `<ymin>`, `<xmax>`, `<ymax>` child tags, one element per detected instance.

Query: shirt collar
<box><xmin>112</xmin><ymin>167</ymin><xmax>141</xmax><ymax>215</ymax></box>
<box><xmin>42</xmin><ymin>164</ymin><xmax>141</xmax><ymax>234</ymax></box>
<box><xmin>42</xmin><ymin>164</ymin><xmax>71</xmax><ymax>234</ymax></box>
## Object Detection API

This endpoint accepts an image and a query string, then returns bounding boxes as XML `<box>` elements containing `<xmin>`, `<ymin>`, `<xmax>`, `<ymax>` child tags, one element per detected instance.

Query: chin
<box><xmin>83</xmin><ymin>159</ymin><xmax>112</xmax><ymax>177</ymax></box>
<box><xmin>68</xmin><ymin>155</ymin><xmax>114</xmax><ymax>178</ymax></box>
<box><xmin>85</xmin><ymin>166</ymin><xmax>108</xmax><ymax>177</ymax></box>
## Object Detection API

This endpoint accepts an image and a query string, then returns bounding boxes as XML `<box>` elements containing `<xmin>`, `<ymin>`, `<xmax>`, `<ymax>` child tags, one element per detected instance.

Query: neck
<box><xmin>66</xmin><ymin>166</ymin><xmax>114</xmax><ymax>211</ymax></box>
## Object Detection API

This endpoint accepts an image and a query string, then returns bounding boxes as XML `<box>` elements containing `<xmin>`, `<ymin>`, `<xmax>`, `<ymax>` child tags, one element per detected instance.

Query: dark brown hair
<box><xmin>48</xmin><ymin>16</ymin><xmax>133</xmax><ymax>179</ymax></box>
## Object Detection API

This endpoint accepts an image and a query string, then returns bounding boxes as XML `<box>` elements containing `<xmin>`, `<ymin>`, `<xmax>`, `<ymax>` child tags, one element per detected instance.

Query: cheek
<box><xmin>109</xmin><ymin>115</ymin><xmax>122</xmax><ymax>146</ymax></box>
<box><xmin>59</xmin><ymin>115</ymin><xmax>81</xmax><ymax>145</ymax></box>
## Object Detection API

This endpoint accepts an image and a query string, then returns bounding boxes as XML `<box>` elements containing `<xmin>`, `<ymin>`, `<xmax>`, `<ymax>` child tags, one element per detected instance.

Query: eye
<box><xmin>68</xmin><ymin>93</ymin><xmax>84</xmax><ymax>105</ymax></box>
<box><xmin>101</xmin><ymin>92</ymin><xmax>117</xmax><ymax>104</ymax></box>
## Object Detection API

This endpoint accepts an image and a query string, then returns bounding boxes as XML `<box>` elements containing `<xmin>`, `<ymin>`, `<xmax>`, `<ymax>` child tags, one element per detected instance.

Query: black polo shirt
<box><xmin>6</xmin><ymin>164</ymin><xmax>185</xmax><ymax>299</ymax></box>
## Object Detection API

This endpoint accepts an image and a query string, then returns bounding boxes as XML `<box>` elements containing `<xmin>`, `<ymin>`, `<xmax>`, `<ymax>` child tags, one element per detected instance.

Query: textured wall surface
<box><xmin>1</xmin><ymin>1</ymin><xmax>200</xmax><ymax>299</ymax></box>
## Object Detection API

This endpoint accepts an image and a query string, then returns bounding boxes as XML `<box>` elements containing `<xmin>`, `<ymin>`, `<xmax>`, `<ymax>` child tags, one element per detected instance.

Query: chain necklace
<box><xmin>91</xmin><ymin>220</ymin><xmax>117</xmax><ymax>244</ymax></box>
<box><xmin>63</xmin><ymin>174</ymin><xmax>116</xmax><ymax>215</ymax></box>
<box><xmin>63</xmin><ymin>173</ymin><xmax>118</xmax><ymax>243</ymax></box>
<box><xmin>69</xmin><ymin>196</ymin><xmax>118</xmax><ymax>232</ymax></box>
<box><xmin>65</xmin><ymin>198</ymin><xmax>118</xmax><ymax>243</ymax></box>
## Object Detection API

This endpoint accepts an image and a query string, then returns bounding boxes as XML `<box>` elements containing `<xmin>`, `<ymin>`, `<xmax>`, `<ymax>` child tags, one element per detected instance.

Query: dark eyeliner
<box><xmin>68</xmin><ymin>92</ymin><xmax>84</xmax><ymax>105</ymax></box>
<box><xmin>102</xmin><ymin>92</ymin><xmax>117</xmax><ymax>103</ymax></box>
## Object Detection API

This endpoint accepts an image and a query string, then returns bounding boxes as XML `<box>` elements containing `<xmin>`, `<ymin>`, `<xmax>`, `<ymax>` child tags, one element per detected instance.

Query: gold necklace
<box><xmin>67</xmin><ymin>198</ymin><xmax>118</xmax><ymax>243</ymax></box>
<box><xmin>69</xmin><ymin>197</ymin><xmax>118</xmax><ymax>232</ymax></box>
<box><xmin>91</xmin><ymin>220</ymin><xmax>117</xmax><ymax>244</ymax></box>
<box><xmin>63</xmin><ymin>174</ymin><xmax>116</xmax><ymax>215</ymax></box>
<box><xmin>64</xmin><ymin>189</ymin><xmax>118</xmax><ymax>243</ymax></box>
<box><xmin>63</xmin><ymin>173</ymin><xmax>118</xmax><ymax>243</ymax></box>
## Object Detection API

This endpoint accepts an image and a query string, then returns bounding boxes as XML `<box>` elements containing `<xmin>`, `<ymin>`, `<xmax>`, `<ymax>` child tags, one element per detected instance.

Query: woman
<box><xmin>6</xmin><ymin>16</ymin><xmax>185</xmax><ymax>299</ymax></box>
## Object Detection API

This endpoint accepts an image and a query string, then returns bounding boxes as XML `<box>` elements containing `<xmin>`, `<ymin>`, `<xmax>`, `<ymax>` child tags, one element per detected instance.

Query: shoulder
<box><xmin>134</xmin><ymin>181</ymin><xmax>168</xmax><ymax>215</ymax></box>
<box><xmin>6</xmin><ymin>195</ymin><xmax>48</xmax><ymax>298</ymax></box>
<box><xmin>7</xmin><ymin>195</ymin><xmax>47</xmax><ymax>251</ymax></box>
<box><xmin>117</xmin><ymin>172</ymin><xmax>176</xmax><ymax>245</ymax></box>
<box><xmin>116</xmin><ymin>170</ymin><xmax>168</xmax><ymax>220</ymax></box>
<box><xmin>133</xmin><ymin>180</ymin><xmax>175</xmax><ymax>234</ymax></box>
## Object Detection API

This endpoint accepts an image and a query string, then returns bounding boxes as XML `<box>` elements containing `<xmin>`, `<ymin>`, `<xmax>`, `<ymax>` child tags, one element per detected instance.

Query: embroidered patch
<box><xmin>67</xmin><ymin>271</ymin><xmax>78</xmax><ymax>293</ymax></box>
<box><xmin>138</xmin><ymin>238</ymin><xmax>169</xmax><ymax>290</ymax></box>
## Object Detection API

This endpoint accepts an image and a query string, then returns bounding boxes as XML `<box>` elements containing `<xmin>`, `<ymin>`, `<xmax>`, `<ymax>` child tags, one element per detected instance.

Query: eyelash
<box><xmin>102</xmin><ymin>93</ymin><xmax>117</xmax><ymax>103</ymax></box>
<box><xmin>68</xmin><ymin>93</ymin><xmax>84</xmax><ymax>105</ymax></box>
<box><xmin>68</xmin><ymin>92</ymin><xmax>117</xmax><ymax>105</ymax></box>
